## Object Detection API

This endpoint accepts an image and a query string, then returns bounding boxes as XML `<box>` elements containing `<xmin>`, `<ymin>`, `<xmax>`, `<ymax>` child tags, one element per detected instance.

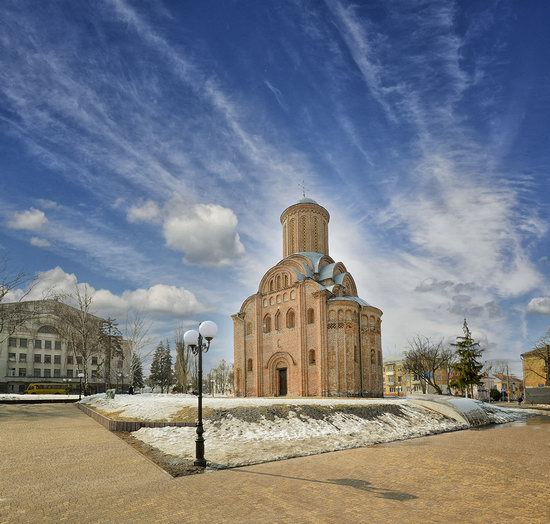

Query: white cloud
<box><xmin>5</xmin><ymin>267</ymin><xmax>205</xmax><ymax>318</ymax></box>
<box><xmin>8</xmin><ymin>208</ymin><xmax>48</xmax><ymax>231</ymax></box>
<box><xmin>527</xmin><ymin>297</ymin><xmax>550</xmax><ymax>315</ymax></box>
<box><xmin>163</xmin><ymin>203</ymin><xmax>245</xmax><ymax>266</ymax></box>
<box><xmin>30</xmin><ymin>237</ymin><xmax>51</xmax><ymax>248</ymax></box>
<box><xmin>127</xmin><ymin>200</ymin><xmax>162</xmax><ymax>223</ymax></box>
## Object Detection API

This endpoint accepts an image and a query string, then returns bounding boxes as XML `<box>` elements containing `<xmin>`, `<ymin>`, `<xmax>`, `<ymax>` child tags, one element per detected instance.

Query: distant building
<box><xmin>522</xmin><ymin>347</ymin><xmax>549</xmax><ymax>389</ymax></box>
<box><xmin>383</xmin><ymin>360</ymin><xmax>452</xmax><ymax>397</ymax></box>
<box><xmin>233</xmin><ymin>198</ymin><xmax>384</xmax><ymax>397</ymax></box>
<box><xmin>491</xmin><ymin>373</ymin><xmax>523</xmax><ymax>401</ymax></box>
<box><xmin>0</xmin><ymin>300</ymin><xmax>131</xmax><ymax>394</ymax></box>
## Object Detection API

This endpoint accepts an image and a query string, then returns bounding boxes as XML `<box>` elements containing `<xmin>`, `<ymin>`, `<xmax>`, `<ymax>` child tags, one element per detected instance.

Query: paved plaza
<box><xmin>0</xmin><ymin>404</ymin><xmax>549</xmax><ymax>523</ymax></box>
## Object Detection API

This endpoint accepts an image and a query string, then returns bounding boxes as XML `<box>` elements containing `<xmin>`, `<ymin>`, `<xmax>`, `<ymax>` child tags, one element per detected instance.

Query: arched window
<box><xmin>270</xmin><ymin>279</ymin><xmax>274</xmax><ymax>292</ymax></box>
<box><xmin>263</xmin><ymin>315</ymin><xmax>271</xmax><ymax>333</ymax></box>
<box><xmin>247</xmin><ymin>359</ymin><xmax>253</xmax><ymax>372</ymax></box>
<box><xmin>275</xmin><ymin>310</ymin><xmax>281</xmax><ymax>331</ymax></box>
<box><xmin>284</xmin><ymin>274</ymin><xmax>289</xmax><ymax>287</ymax></box>
<box><xmin>246</xmin><ymin>322</ymin><xmax>252</xmax><ymax>336</ymax></box>
<box><xmin>276</xmin><ymin>275</ymin><xmax>281</xmax><ymax>290</ymax></box>
<box><xmin>286</xmin><ymin>309</ymin><xmax>295</xmax><ymax>329</ymax></box>
<box><xmin>309</xmin><ymin>349</ymin><xmax>316</xmax><ymax>365</ymax></box>
<box><xmin>371</xmin><ymin>348</ymin><xmax>376</xmax><ymax>364</ymax></box>
<box><xmin>307</xmin><ymin>308</ymin><xmax>315</xmax><ymax>324</ymax></box>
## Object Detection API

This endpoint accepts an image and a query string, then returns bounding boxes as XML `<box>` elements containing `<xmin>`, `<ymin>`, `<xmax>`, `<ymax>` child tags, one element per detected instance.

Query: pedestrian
<box><xmin>129</xmin><ymin>385</ymin><xmax>135</xmax><ymax>395</ymax></box>
<box><xmin>517</xmin><ymin>395</ymin><xmax>523</xmax><ymax>406</ymax></box>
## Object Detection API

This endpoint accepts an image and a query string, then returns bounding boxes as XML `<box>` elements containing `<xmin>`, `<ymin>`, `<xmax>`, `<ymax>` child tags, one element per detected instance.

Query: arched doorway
<box><xmin>277</xmin><ymin>367</ymin><xmax>288</xmax><ymax>396</ymax></box>
<box><xmin>266</xmin><ymin>352</ymin><xmax>295</xmax><ymax>397</ymax></box>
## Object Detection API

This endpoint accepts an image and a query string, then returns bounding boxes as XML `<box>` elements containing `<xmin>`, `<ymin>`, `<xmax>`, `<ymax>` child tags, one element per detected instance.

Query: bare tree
<box><xmin>0</xmin><ymin>258</ymin><xmax>46</xmax><ymax>349</ymax></box>
<box><xmin>175</xmin><ymin>326</ymin><xmax>197</xmax><ymax>390</ymax></box>
<box><xmin>403</xmin><ymin>335</ymin><xmax>448</xmax><ymax>395</ymax></box>
<box><xmin>51</xmin><ymin>285</ymin><xmax>103</xmax><ymax>391</ymax></box>
<box><xmin>525</xmin><ymin>331</ymin><xmax>550</xmax><ymax>387</ymax></box>
<box><xmin>123</xmin><ymin>311</ymin><xmax>153</xmax><ymax>386</ymax></box>
<box><xmin>207</xmin><ymin>359</ymin><xmax>233</xmax><ymax>396</ymax></box>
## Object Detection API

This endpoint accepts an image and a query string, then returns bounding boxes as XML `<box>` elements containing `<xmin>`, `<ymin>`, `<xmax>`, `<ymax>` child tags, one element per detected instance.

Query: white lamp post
<box><xmin>183</xmin><ymin>320</ymin><xmax>218</xmax><ymax>468</ymax></box>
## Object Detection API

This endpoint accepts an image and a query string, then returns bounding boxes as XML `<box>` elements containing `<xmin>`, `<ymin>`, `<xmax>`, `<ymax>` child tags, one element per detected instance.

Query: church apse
<box><xmin>232</xmin><ymin>197</ymin><xmax>383</xmax><ymax>397</ymax></box>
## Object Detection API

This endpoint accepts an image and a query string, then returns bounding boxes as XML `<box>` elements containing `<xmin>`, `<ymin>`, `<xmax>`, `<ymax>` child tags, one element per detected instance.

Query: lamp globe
<box><xmin>199</xmin><ymin>321</ymin><xmax>218</xmax><ymax>341</ymax></box>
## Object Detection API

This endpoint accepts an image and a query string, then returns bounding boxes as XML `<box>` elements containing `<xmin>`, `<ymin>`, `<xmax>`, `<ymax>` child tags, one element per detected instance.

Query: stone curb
<box><xmin>77</xmin><ymin>403</ymin><xmax>196</xmax><ymax>432</ymax></box>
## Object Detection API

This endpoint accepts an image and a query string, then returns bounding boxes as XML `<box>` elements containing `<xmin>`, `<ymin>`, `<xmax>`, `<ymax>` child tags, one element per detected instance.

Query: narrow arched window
<box><xmin>307</xmin><ymin>308</ymin><xmax>315</xmax><ymax>324</ymax></box>
<box><xmin>275</xmin><ymin>310</ymin><xmax>281</xmax><ymax>331</ymax></box>
<box><xmin>270</xmin><ymin>279</ymin><xmax>274</xmax><ymax>292</ymax></box>
<box><xmin>284</xmin><ymin>274</ymin><xmax>289</xmax><ymax>287</ymax></box>
<box><xmin>247</xmin><ymin>359</ymin><xmax>253</xmax><ymax>372</ymax></box>
<box><xmin>309</xmin><ymin>349</ymin><xmax>316</xmax><ymax>365</ymax></box>
<box><xmin>286</xmin><ymin>309</ymin><xmax>295</xmax><ymax>329</ymax></box>
<box><xmin>263</xmin><ymin>315</ymin><xmax>271</xmax><ymax>333</ymax></box>
<box><xmin>246</xmin><ymin>322</ymin><xmax>252</xmax><ymax>336</ymax></box>
<box><xmin>276</xmin><ymin>275</ymin><xmax>281</xmax><ymax>290</ymax></box>
<box><xmin>371</xmin><ymin>348</ymin><xmax>376</xmax><ymax>364</ymax></box>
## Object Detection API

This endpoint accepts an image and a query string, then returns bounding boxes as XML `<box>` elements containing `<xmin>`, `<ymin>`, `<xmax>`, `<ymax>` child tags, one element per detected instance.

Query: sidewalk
<box><xmin>0</xmin><ymin>404</ymin><xmax>549</xmax><ymax>523</ymax></box>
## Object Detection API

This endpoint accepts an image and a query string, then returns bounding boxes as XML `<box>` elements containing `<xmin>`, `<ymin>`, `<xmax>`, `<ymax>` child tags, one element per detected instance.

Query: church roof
<box><xmin>328</xmin><ymin>296</ymin><xmax>372</xmax><ymax>307</ymax></box>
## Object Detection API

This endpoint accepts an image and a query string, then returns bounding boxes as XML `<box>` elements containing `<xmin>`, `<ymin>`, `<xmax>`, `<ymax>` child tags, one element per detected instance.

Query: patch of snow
<box><xmin>132</xmin><ymin>404</ymin><xmax>464</xmax><ymax>468</ymax></box>
<box><xmin>81</xmin><ymin>393</ymin><xmax>406</xmax><ymax>422</ymax></box>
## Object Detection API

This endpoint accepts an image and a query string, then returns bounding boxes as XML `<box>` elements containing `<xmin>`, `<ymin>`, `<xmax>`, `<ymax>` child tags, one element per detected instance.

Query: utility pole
<box><xmin>506</xmin><ymin>363</ymin><xmax>511</xmax><ymax>402</ymax></box>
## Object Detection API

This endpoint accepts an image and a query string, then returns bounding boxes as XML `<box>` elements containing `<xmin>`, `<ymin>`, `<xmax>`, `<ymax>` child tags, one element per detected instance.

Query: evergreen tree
<box><xmin>132</xmin><ymin>352</ymin><xmax>144</xmax><ymax>390</ymax></box>
<box><xmin>451</xmin><ymin>319</ymin><xmax>484</xmax><ymax>398</ymax></box>
<box><xmin>161</xmin><ymin>340</ymin><xmax>175</xmax><ymax>393</ymax></box>
<box><xmin>149</xmin><ymin>342</ymin><xmax>165</xmax><ymax>392</ymax></box>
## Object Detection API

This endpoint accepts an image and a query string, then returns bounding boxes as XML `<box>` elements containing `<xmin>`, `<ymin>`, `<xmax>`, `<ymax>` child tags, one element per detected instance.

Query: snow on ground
<box><xmin>81</xmin><ymin>393</ymin><xmax>404</xmax><ymax>422</ymax></box>
<box><xmin>132</xmin><ymin>404</ymin><xmax>464</xmax><ymax>468</ymax></box>
<box><xmin>0</xmin><ymin>394</ymin><xmax>80</xmax><ymax>400</ymax></box>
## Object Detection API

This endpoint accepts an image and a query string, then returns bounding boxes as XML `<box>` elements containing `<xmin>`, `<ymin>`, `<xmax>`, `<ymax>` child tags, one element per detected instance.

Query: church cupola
<box><xmin>280</xmin><ymin>197</ymin><xmax>330</xmax><ymax>257</ymax></box>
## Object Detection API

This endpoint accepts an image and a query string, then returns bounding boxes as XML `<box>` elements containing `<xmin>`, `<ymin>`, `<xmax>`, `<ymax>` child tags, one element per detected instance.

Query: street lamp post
<box><xmin>183</xmin><ymin>321</ymin><xmax>218</xmax><ymax>468</ymax></box>
<box><xmin>77</xmin><ymin>372</ymin><xmax>84</xmax><ymax>400</ymax></box>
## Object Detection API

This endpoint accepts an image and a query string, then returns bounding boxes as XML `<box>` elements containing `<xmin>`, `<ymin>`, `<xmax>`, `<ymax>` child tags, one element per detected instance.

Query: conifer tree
<box><xmin>149</xmin><ymin>342</ymin><xmax>165</xmax><ymax>392</ymax></box>
<box><xmin>132</xmin><ymin>352</ymin><xmax>144</xmax><ymax>390</ymax></box>
<box><xmin>451</xmin><ymin>319</ymin><xmax>484</xmax><ymax>398</ymax></box>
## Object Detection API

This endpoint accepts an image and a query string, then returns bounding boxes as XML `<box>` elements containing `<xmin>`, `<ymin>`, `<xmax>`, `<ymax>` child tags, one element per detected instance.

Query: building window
<box><xmin>9</xmin><ymin>368</ymin><xmax>16</xmax><ymax>377</ymax></box>
<box><xmin>34</xmin><ymin>354</ymin><xmax>41</xmax><ymax>363</ymax></box>
<box><xmin>286</xmin><ymin>309</ymin><xmax>295</xmax><ymax>329</ymax></box>
<box><xmin>117</xmin><ymin>360</ymin><xmax>123</xmax><ymax>369</ymax></box>
<box><xmin>246</xmin><ymin>322</ymin><xmax>252</xmax><ymax>336</ymax></box>
<box><xmin>263</xmin><ymin>315</ymin><xmax>271</xmax><ymax>334</ymax></box>
<box><xmin>34</xmin><ymin>369</ymin><xmax>41</xmax><ymax>378</ymax></box>
<box><xmin>54</xmin><ymin>369</ymin><xmax>61</xmax><ymax>378</ymax></box>
<box><xmin>19</xmin><ymin>354</ymin><xmax>27</xmax><ymax>363</ymax></box>
<box><xmin>309</xmin><ymin>349</ymin><xmax>316</xmax><ymax>365</ymax></box>
<box><xmin>275</xmin><ymin>311</ymin><xmax>281</xmax><ymax>331</ymax></box>
<box><xmin>44</xmin><ymin>369</ymin><xmax>51</xmax><ymax>378</ymax></box>
<box><xmin>269</xmin><ymin>279</ymin><xmax>274</xmax><ymax>292</ymax></box>
<box><xmin>54</xmin><ymin>355</ymin><xmax>61</xmax><ymax>365</ymax></box>
<box><xmin>8</xmin><ymin>353</ymin><xmax>16</xmax><ymax>362</ymax></box>
<box><xmin>44</xmin><ymin>340</ymin><xmax>52</xmax><ymax>350</ymax></box>
<box><xmin>67</xmin><ymin>356</ymin><xmax>74</xmax><ymax>364</ymax></box>
<box><xmin>284</xmin><ymin>274</ymin><xmax>289</xmax><ymax>287</ymax></box>
<box><xmin>371</xmin><ymin>349</ymin><xmax>375</xmax><ymax>364</ymax></box>
<box><xmin>91</xmin><ymin>356</ymin><xmax>98</xmax><ymax>365</ymax></box>
<box><xmin>34</xmin><ymin>339</ymin><xmax>42</xmax><ymax>349</ymax></box>
<box><xmin>307</xmin><ymin>308</ymin><xmax>315</xmax><ymax>324</ymax></box>
<box><xmin>247</xmin><ymin>358</ymin><xmax>253</xmax><ymax>372</ymax></box>
<box><xmin>20</xmin><ymin>338</ymin><xmax>28</xmax><ymax>348</ymax></box>
<box><xmin>54</xmin><ymin>341</ymin><xmax>61</xmax><ymax>350</ymax></box>
<box><xmin>76</xmin><ymin>356</ymin><xmax>82</xmax><ymax>364</ymax></box>
<box><xmin>19</xmin><ymin>368</ymin><xmax>26</xmax><ymax>377</ymax></box>
<box><xmin>8</xmin><ymin>337</ymin><xmax>17</xmax><ymax>347</ymax></box>
<box><xmin>67</xmin><ymin>369</ymin><xmax>73</xmax><ymax>378</ymax></box>
<box><xmin>276</xmin><ymin>275</ymin><xmax>281</xmax><ymax>290</ymax></box>
<box><xmin>91</xmin><ymin>370</ymin><xmax>98</xmax><ymax>379</ymax></box>
<box><xmin>44</xmin><ymin>355</ymin><xmax>52</xmax><ymax>364</ymax></box>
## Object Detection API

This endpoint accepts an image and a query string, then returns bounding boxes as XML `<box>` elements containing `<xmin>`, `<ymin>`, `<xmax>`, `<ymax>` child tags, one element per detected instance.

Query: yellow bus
<box><xmin>25</xmin><ymin>383</ymin><xmax>72</xmax><ymax>395</ymax></box>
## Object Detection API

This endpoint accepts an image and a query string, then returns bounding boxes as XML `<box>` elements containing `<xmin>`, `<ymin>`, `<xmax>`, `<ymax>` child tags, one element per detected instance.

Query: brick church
<box><xmin>232</xmin><ymin>197</ymin><xmax>384</xmax><ymax>397</ymax></box>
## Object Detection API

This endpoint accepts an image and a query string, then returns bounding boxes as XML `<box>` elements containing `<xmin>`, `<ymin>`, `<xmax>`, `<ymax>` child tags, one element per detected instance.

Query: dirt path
<box><xmin>0</xmin><ymin>404</ymin><xmax>548</xmax><ymax>523</ymax></box>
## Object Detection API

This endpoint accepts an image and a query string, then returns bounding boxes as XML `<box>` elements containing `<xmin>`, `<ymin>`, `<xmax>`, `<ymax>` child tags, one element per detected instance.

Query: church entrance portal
<box><xmin>278</xmin><ymin>368</ymin><xmax>288</xmax><ymax>396</ymax></box>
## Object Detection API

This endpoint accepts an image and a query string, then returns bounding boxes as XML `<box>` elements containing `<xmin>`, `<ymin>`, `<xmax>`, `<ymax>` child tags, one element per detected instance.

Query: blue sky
<box><xmin>1</xmin><ymin>0</ymin><xmax>549</xmax><ymax>374</ymax></box>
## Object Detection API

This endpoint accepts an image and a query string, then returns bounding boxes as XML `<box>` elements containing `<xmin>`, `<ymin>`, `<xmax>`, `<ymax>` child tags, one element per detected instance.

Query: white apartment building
<box><xmin>0</xmin><ymin>300</ymin><xmax>131</xmax><ymax>394</ymax></box>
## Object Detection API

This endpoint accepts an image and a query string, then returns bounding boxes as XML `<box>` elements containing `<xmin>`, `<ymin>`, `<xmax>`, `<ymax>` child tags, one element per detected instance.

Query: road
<box><xmin>0</xmin><ymin>404</ymin><xmax>548</xmax><ymax>523</ymax></box>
